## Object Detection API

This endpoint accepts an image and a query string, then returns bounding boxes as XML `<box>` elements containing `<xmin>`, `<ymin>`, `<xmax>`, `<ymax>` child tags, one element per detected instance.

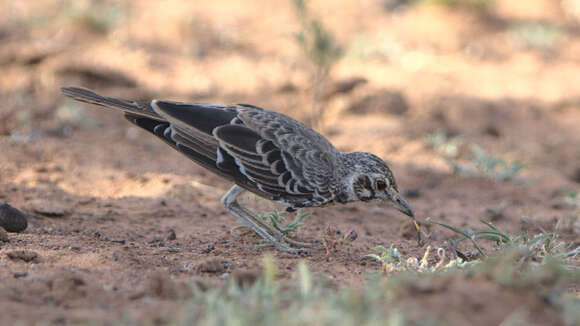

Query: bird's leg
<box><xmin>221</xmin><ymin>185</ymin><xmax>312</xmax><ymax>254</ymax></box>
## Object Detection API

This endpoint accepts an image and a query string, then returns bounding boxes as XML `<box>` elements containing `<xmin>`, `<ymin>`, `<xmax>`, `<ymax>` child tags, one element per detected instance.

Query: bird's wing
<box><xmin>234</xmin><ymin>104</ymin><xmax>340</xmax><ymax>203</ymax></box>
<box><xmin>151</xmin><ymin>101</ymin><xmax>325</xmax><ymax>205</ymax></box>
<box><xmin>61</xmin><ymin>87</ymin><xmax>337</xmax><ymax>205</ymax></box>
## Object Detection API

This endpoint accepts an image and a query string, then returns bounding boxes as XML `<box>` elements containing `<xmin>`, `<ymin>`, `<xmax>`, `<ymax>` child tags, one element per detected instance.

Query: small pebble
<box><xmin>0</xmin><ymin>203</ymin><xmax>28</xmax><ymax>232</ymax></box>
<box><xmin>201</xmin><ymin>244</ymin><xmax>215</xmax><ymax>254</ymax></box>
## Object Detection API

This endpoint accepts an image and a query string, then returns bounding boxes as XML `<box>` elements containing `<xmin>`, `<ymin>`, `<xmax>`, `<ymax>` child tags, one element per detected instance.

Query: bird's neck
<box><xmin>333</xmin><ymin>152</ymin><xmax>371</xmax><ymax>204</ymax></box>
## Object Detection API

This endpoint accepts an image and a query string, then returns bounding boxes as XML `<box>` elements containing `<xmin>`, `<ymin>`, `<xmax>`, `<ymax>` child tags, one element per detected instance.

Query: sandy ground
<box><xmin>0</xmin><ymin>0</ymin><xmax>579</xmax><ymax>325</ymax></box>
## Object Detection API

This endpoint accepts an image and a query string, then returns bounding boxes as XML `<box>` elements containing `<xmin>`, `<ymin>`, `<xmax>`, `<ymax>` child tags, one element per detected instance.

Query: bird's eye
<box><xmin>376</xmin><ymin>180</ymin><xmax>387</xmax><ymax>191</ymax></box>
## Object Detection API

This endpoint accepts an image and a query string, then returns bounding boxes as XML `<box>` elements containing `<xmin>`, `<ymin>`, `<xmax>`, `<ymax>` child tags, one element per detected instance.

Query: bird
<box><xmin>60</xmin><ymin>86</ymin><xmax>420</xmax><ymax>254</ymax></box>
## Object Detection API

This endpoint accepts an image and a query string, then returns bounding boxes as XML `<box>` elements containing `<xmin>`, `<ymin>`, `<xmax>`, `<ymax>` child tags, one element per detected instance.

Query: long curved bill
<box><xmin>393</xmin><ymin>194</ymin><xmax>422</xmax><ymax>245</ymax></box>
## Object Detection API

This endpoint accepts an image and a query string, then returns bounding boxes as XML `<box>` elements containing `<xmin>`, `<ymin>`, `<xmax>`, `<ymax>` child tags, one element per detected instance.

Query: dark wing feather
<box><xmin>151</xmin><ymin>100</ymin><xmax>239</xmax><ymax>160</ymax></box>
<box><xmin>61</xmin><ymin>87</ymin><xmax>159</xmax><ymax>120</ymax></box>
<box><xmin>125</xmin><ymin>115</ymin><xmax>235</xmax><ymax>181</ymax></box>
<box><xmin>152</xmin><ymin>100</ymin><xmax>239</xmax><ymax>134</ymax></box>
<box><xmin>151</xmin><ymin>101</ymin><xmax>314</xmax><ymax>203</ymax></box>
<box><xmin>235</xmin><ymin>106</ymin><xmax>340</xmax><ymax>203</ymax></box>
<box><xmin>213</xmin><ymin>125</ymin><xmax>315</xmax><ymax>199</ymax></box>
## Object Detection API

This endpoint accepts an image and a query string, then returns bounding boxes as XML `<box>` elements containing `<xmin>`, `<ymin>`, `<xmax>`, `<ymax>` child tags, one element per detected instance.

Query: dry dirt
<box><xmin>0</xmin><ymin>0</ymin><xmax>579</xmax><ymax>325</ymax></box>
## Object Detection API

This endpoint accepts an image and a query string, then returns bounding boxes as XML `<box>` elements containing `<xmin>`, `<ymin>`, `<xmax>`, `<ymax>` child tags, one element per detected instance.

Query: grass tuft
<box><xmin>426</xmin><ymin>132</ymin><xmax>527</xmax><ymax>181</ymax></box>
<box><xmin>232</xmin><ymin>210</ymin><xmax>311</xmax><ymax>237</ymax></box>
<box><xmin>427</xmin><ymin>218</ymin><xmax>580</xmax><ymax>262</ymax></box>
<box><xmin>261</xmin><ymin>210</ymin><xmax>312</xmax><ymax>236</ymax></box>
<box><xmin>364</xmin><ymin>244</ymin><xmax>476</xmax><ymax>274</ymax></box>
<box><xmin>64</xmin><ymin>0</ymin><xmax>128</xmax><ymax>34</ymax></box>
<box><xmin>509</xmin><ymin>22</ymin><xmax>562</xmax><ymax>51</ymax></box>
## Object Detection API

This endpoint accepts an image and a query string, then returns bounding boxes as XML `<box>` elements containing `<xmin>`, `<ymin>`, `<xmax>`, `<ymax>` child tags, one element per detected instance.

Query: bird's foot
<box><xmin>281</xmin><ymin>235</ymin><xmax>319</xmax><ymax>248</ymax></box>
<box><xmin>249</xmin><ymin>240</ymin><xmax>312</xmax><ymax>254</ymax></box>
<box><xmin>230</xmin><ymin>224</ymin><xmax>317</xmax><ymax>249</ymax></box>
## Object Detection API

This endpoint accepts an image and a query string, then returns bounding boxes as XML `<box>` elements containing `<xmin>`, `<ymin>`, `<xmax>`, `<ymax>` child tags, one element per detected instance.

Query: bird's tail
<box><xmin>60</xmin><ymin>86</ymin><xmax>161</xmax><ymax>120</ymax></box>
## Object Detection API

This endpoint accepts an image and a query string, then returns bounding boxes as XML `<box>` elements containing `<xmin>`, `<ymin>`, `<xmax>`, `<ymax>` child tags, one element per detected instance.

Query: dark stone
<box><xmin>0</xmin><ymin>203</ymin><xmax>28</xmax><ymax>232</ymax></box>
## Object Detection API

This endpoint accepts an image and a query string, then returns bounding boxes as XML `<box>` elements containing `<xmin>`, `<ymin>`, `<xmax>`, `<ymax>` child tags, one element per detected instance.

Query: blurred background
<box><xmin>1</xmin><ymin>1</ymin><xmax>579</xmax><ymax>324</ymax></box>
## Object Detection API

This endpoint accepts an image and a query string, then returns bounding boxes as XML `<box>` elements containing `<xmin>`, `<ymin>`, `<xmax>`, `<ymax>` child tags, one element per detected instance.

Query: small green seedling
<box><xmin>261</xmin><ymin>210</ymin><xmax>311</xmax><ymax>235</ymax></box>
<box><xmin>426</xmin><ymin>132</ymin><xmax>527</xmax><ymax>182</ymax></box>
<box><xmin>427</xmin><ymin>218</ymin><xmax>580</xmax><ymax>263</ymax></box>
<box><xmin>563</xmin><ymin>189</ymin><xmax>579</xmax><ymax>208</ymax></box>
<box><xmin>468</xmin><ymin>145</ymin><xmax>527</xmax><ymax>181</ymax></box>
<box><xmin>232</xmin><ymin>209</ymin><xmax>311</xmax><ymax>237</ymax></box>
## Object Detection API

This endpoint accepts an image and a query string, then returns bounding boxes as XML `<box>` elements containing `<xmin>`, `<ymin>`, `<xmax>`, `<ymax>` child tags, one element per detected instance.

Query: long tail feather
<box><xmin>60</xmin><ymin>86</ymin><xmax>161</xmax><ymax>120</ymax></box>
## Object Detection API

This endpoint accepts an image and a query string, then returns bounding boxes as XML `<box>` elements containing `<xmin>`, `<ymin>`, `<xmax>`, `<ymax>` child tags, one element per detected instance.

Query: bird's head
<box><xmin>344</xmin><ymin>152</ymin><xmax>414</xmax><ymax>219</ymax></box>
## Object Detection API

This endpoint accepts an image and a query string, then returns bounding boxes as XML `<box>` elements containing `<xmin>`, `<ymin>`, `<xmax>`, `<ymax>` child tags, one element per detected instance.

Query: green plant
<box><xmin>64</xmin><ymin>0</ymin><xmax>128</xmax><ymax>34</ymax></box>
<box><xmin>232</xmin><ymin>210</ymin><xmax>311</xmax><ymax>237</ymax></box>
<box><xmin>426</xmin><ymin>132</ymin><xmax>527</xmax><ymax>181</ymax></box>
<box><xmin>425</xmin><ymin>131</ymin><xmax>463</xmax><ymax>158</ymax></box>
<box><xmin>563</xmin><ymin>189</ymin><xmax>579</xmax><ymax>208</ymax></box>
<box><xmin>509</xmin><ymin>22</ymin><xmax>562</xmax><ymax>51</ymax></box>
<box><xmin>468</xmin><ymin>145</ymin><xmax>526</xmax><ymax>181</ymax></box>
<box><xmin>260</xmin><ymin>209</ymin><xmax>312</xmax><ymax>235</ymax></box>
<box><xmin>366</xmin><ymin>217</ymin><xmax>578</xmax><ymax>278</ymax></box>
<box><xmin>427</xmin><ymin>218</ymin><xmax>580</xmax><ymax>262</ymax></box>
<box><xmin>292</xmin><ymin>0</ymin><xmax>343</xmax><ymax>127</ymax></box>
<box><xmin>364</xmin><ymin>244</ymin><xmax>475</xmax><ymax>273</ymax></box>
